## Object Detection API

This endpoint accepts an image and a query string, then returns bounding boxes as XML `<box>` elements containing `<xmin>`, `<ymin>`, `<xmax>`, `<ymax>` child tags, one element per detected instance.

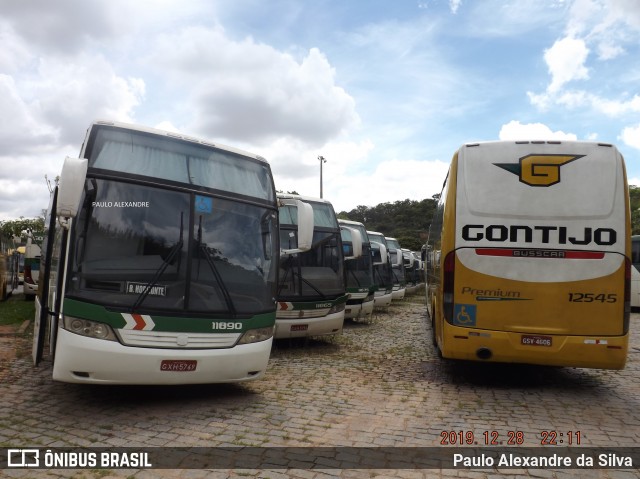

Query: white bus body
<box><xmin>34</xmin><ymin>121</ymin><xmax>311</xmax><ymax>384</ymax></box>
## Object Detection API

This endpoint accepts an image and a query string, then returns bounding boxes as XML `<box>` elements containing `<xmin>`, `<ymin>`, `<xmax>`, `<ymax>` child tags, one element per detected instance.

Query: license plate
<box><xmin>290</xmin><ymin>324</ymin><xmax>309</xmax><ymax>332</ymax></box>
<box><xmin>521</xmin><ymin>335</ymin><xmax>552</xmax><ymax>347</ymax></box>
<box><xmin>160</xmin><ymin>360</ymin><xmax>197</xmax><ymax>372</ymax></box>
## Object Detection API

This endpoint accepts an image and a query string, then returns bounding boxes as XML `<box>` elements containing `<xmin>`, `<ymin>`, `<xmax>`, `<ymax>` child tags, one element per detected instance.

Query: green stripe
<box><xmin>62</xmin><ymin>298</ymin><xmax>275</xmax><ymax>332</ymax></box>
<box><xmin>281</xmin><ymin>294</ymin><xmax>349</xmax><ymax>310</ymax></box>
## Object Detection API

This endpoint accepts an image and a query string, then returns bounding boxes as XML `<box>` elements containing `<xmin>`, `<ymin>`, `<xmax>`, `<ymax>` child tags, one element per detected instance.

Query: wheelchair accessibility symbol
<box><xmin>195</xmin><ymin>195</ymin><xmax>213</xmax><ymax>214</ymax></box>
<box><xmin>453</xmin><ymin>304</ymin><xmax>476</xmax><ymax>326</ymax></box>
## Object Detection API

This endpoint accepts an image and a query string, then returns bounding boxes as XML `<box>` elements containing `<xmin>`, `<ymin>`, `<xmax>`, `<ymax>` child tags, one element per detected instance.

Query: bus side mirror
<box><xmin>340</xmin><ymin>226</ymin><xmax>362</xmax><ymax>260</ymax></box>
<box><xmin>372</xmin><ymin>241</ymin><xmax>388</xmax><ymax>265</ymax></box>
<box><xmin>279</xmin><ymin>199</ymin><xmax>314</xmax><ymax>256</ymax></box>
<box><xmin>391</xmin><ymin>248</ymin><xmax>404</xmax><ymax>267</ymax></box>
<box><xmin>57</xmin><ymin>157</ymin><xmax>88</xmax><ymax>225</ymax></box>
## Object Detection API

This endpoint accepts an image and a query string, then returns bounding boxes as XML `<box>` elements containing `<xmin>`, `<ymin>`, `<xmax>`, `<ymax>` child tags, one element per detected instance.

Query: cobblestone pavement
<box><xmin>0</xmin><ymin>294</ymin><xmax>639</xmax><ymax>479</ymax></box>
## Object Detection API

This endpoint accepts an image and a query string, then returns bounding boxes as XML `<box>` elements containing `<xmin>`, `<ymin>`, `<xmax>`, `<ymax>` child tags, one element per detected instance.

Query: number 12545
<box><xmin>568</xmin><ymin>293</ymin><xmax>617</xmax><ymax>303</ymax></box>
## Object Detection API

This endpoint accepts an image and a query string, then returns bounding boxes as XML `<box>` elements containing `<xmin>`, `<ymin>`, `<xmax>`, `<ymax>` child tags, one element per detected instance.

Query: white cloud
<box><xmin>0</xmin><ymin>0</ymin><xmax>129</xmax><ymax>55</ymax></box>
<box><xmin>449</xmin><ymin>0</ymin><xmax>462</xmax><ymax>14</ymax></box>
<box><xmin>323</xmin><ymin>158</ymin><xmax>450</xmax><ymax>213</ymax></box>
<box><xmin>567</xmin><ymin>0</ymin><xmax>640</xmax><ymax>60</ymax></box>
<box><xmin>26</xmin><ymin>54</ymin><xmax>145</xmax><ymax>145</ymax></box>
<box><xmin>544</xmin><ymin>36</ymin><xmax>590</xmax><ymax>93</ymax></box>
<box><xmin>499</xmin><ymin>120</ymin><xmax>578</xmax><ymax>140</ymax></box>
<box><xmin>252</xmin><ymin>135</ymin><xmax>449</xmax><ymax>213</ymax></box>
<box><xmin>148</xmin><ymin>26</ymin><xmax>359</xmax><ymax>147</ymax></box>
<box><xmin>0</xmin><ymin>151</ymin><xmax>67</xmax><ymax>221</ymax></box>
<box><xmin>0</xmin><ymin>74</ymin><xmax>57</xmax><ymax>155</ymax></box>
<box><xmin>531</xmin><ymin>89</ymin><xmax>640</xmax><ymax>116</ymax></box>
<box><xmin>529</xmin><ymin>0</ymin><xmax>640</xmax><ymax>112</ymax></box>
<box><xmin>0</xmin><ymin>21</ymin><xmax>33</xmax><ymax>72</ymax></box>
<box><xmin>620</xmin><ymin>124</ymin><xmax>640</xmax><ymax>150</ymax></box>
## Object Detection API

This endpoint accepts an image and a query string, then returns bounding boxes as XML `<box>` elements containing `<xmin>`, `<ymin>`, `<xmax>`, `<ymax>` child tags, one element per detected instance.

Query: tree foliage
<box><xmin>0</xmin><ymin>217</ymin><xmax>45</xmax><ymax>239</ymax></box>
<box><xmin>338</xmin><ymin>196</ymin><xmax>439</xmax><ymax>251</ymax></box>
<box><xmin>630</xmin><ymin>185</ymin><xmax>640</xmax><ymax>235</ymax></box>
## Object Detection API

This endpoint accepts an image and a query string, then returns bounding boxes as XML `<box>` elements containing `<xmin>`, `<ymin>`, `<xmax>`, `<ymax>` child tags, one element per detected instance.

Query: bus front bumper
<box><xmin>345</xmin><ymin>299</ymin><xmax>374</xmax><ymax>320</ymax></box>
<box><xmin>52</xmin><ymin>328</ymin><xmax>273</xmax><ymax>384</ymax></box>
<box><xmin>373</xmin><ymin>292</ymin><xmax>392</xmax><ymax>309</ymax></box>
<box><xmin>274</xmin><ymin>311</ymin><xmax>344</xmax><ymax>339</ymax></box>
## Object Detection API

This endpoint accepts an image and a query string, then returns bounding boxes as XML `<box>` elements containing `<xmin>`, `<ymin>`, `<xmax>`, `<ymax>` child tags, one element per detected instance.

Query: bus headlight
<box><xmin>63</xmin><ymin>316</ymin><xmax>117</xmax><ymax>341</ymax></box>
<box><xmin>328</xmin><ymin>303</ymin><xmax>345</xmax><ymax>315</ymax></box>
<box><xmin>237</xmin><ymin>326</ymin><xmax>274</xmax><ymax>345</ymax></box>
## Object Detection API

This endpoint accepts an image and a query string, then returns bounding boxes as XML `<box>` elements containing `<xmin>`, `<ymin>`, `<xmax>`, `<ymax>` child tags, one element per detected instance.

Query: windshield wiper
<box><xmin>197</xmin><ymin>215</ymin><xmax>237</xmax><ymax>317</ymax></box>
<box><xmin>131</xmin><ymin>212</ymin><xmax>184</xmax><ymax>312</ymax></box>
<box><xmin>277</xmin><ymin>252</ymin><xmax>326</xmax><ymax>299</ymax></box>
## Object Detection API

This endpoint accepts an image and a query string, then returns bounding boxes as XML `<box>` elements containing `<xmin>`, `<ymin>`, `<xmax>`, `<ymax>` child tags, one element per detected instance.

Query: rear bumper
<box><xmin>441</xmin><ymin>324</ymin><xmax>628</xmax><ymax>369</ymax></box>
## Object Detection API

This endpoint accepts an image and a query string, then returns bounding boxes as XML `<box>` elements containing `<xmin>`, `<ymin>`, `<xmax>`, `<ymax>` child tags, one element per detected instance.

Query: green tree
<box><xmin>630</xmin><ymin>185</ymin><xmax>640</xmax><ymax>235</ymax></box>
<box><xmin>338</xmin><ymin>197</ymin><xmax>437</xmax><ymax>251</ymax></box>
<box><xmin>0</xmin><ymin>217</ymin><xmax>45</xmax><ymax>240</ymax></box>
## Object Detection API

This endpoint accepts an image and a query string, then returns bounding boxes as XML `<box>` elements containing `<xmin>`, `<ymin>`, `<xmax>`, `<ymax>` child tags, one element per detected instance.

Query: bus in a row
<box><xmin>23</xmin><ymin>232</ymin><xmax>42</xmax><ymax>300</ymax></box>
<box><xmin>426</xmin><ymin>140</ymin><xmax>630</xmax><ymax>369</ymax></box>
<box><xmin>339</xmin><ymin>219</ymin><xmax>375</xmax><ymax>322</ymax></box>
<box><xmin>33</xmin><ymin>120</ymin><xmax>313</xmax><ymax>384</ymax></box>
<box><xmin>276</xmin><ymin>194</ymin><xmax>358</xmax><ymax>338</ymax></box>
<box><xmin>1</xmin><ymin>233</ymin><xmax>19</xmax><ymax>301</ymax></box>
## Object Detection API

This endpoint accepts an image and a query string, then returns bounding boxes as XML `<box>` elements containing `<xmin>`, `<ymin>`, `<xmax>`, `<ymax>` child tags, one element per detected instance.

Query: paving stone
<box><xmin>0</xmin><ymin>296</ymin><xmax>638</xmax><ymax>478</ymax></box>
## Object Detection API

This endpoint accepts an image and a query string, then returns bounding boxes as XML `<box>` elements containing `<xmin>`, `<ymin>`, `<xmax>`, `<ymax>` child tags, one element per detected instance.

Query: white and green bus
<box><xmin>367</xmin><ymin>230</ymin><xmax>393</xmax><ymax>309</ymax></box>
<box><xmin>339</xmin><ymin>219</ymin><xmax>375</xmax><ymax>321</ymax></box>
<box><xmin>33</xmin><ymin>120</ymin><xmax>311</xmax><ymax>384</ymax></box>
<box><xmin>385</xmin><ymin>236</ymin><xmax>407</xmax><ymax>300</ymax></box>
<box><xmin>276</xmin><ymin>194</ymin><xmax>358</xmax><ymax>338</ymax></box>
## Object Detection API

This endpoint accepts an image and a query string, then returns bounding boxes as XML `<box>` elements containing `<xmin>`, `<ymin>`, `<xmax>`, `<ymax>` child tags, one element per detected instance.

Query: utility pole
<box><xmin>318</xmin><ymin>155</ymin><xmax>327</xmax><ymax>198</ymax></box>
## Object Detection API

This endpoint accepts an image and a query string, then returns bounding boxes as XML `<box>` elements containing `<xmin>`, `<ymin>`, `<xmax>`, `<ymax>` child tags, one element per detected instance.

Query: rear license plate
<box><xmin>160</xmin><ymin>360</ymin><xmax>197</xmax><ymax>372</ymax></box>
<box><xmin>521</xmin><ymin>335</ymin><xmax>552</xmax><ymax>347</ymax></box>
<box><xmin>290</xmin><ymin>324</ymin><xmax>309</xmax><ymax>332</ymax></box>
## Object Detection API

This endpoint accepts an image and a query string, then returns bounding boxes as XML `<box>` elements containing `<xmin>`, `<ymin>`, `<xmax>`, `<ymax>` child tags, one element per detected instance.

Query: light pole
<box><xmin>318</xmin><ymin>155</ymin><xmax>327</xmax><ymax>198</ymax></box>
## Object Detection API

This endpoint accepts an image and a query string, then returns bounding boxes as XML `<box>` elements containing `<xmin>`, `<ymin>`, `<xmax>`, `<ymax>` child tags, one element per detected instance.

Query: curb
<box><xmin>0</xmin><ymin>320</ymin><xmax>31</xmax><ymax>337</ymax></box>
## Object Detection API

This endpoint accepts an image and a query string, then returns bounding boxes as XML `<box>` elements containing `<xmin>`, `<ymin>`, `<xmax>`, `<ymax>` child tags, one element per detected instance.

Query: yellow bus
<box><xmin>426</xmin><ymin>140</ymin><xmax>630</xmax><ymax>369</ymax></box>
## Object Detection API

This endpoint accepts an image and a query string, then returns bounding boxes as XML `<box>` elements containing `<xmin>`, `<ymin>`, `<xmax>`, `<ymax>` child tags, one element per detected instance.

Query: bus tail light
<box><xmin>443</xmin><ymin>251</ymin><xmax>455</xmax><ymax>323</ymax></box>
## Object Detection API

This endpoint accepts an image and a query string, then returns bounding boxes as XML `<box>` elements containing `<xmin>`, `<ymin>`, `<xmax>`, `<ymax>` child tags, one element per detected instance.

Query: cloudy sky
<box><xmin>1</xmin><ymin>0</ymin><xmax>639</xmax><ymax>221</ymax></box>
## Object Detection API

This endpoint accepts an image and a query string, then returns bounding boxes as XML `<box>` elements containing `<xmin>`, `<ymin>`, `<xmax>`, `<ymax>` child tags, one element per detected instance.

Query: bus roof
<box><xmin>89</xmin><ymin>120</ymin><xmax>269</xmax><ymax>165</ymax></box>
<box><xmin>457</xmin><ymin>140</ymin><xmax>623</xmax><ymax>220</ymax></box>
<box><xmin>276</xmin><ymin>193</ymin><xmax>335</xmax><ymax>206</ymax></box>
<box><xmin>338</xmin><ymin>219</ymin><xmax>364</xmax><ymax>227</ymax></box>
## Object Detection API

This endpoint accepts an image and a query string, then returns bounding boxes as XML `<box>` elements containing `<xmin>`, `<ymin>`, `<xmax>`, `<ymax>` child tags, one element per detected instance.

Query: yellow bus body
<box><xmin>427</xmin><ymin>141</ymin><xmax>630</xmax><ymax>369</ymax></box>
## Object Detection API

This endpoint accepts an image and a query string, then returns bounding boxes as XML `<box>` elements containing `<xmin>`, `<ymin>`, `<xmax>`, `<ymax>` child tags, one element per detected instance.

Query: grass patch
<box><xmin>0</xmin><ymin>293</ymin><xmax>35</xmax><ymax>327</ymax></box>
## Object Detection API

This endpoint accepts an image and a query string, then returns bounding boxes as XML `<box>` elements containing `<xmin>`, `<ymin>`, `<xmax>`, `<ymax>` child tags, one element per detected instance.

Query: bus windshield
<box><xmin>278</xmin><ymin>201</ymin><xmax>343</xmax><ymax>299</ymax></box>
<box><xmin>86</xmin><ymin>127</ymin><xmax>274</xmax><ymax>202</ymax></box>
<box><xmin>342</xmin><ymin>225</ymin><xmax>373</xmax><ymax>290</ymax></box>
<box><xmin>68</xmin><ymin>178</ymin><xmax>277</xmax><ymax>316</ymax></box>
